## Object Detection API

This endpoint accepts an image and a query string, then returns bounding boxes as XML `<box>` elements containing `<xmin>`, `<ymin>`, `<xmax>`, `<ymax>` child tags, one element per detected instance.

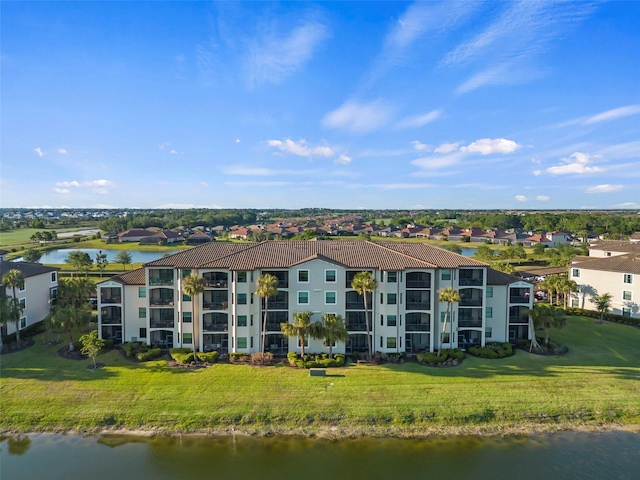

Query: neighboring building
<box><xmin>629</xmin><ymin>232</ymin><xmax>640</xmax><ymax>244</ymax></box>
<box><xmin>117</xmin><ymin>228</ymin><xmax>156</xmax><ymax>243</ymax></box>
<box><xmin>187</xmin><ymin>231</ymin><xmax>213</xmax><ymax>245</ymax></box>
<box><xmin>1</xmin><ymin>260</ymin><xmax>59</xmax><ymax>340</ymax></box>
<box><xmin>97</xmin><ymin>241</ymin><xmax>533</xmax><ymax>354</ymax></box>
<box><xmin>588</xmin><ymin>241</ymin><xmax>640</xmax><ymax>258</ymax></box>
<box><xmin>0</xmin><ymin>250</ymin><xmax>9</xmax><ymax>261</ymax></box>
<box><xmin>139</xmin><ymin>230</ymin><xmax>183</xmax><ymax>245</ymax></box>
<box><xmin>569</xmin><ymin>254</ymin><xmax>640</xmax><ymax>318</ymax></box>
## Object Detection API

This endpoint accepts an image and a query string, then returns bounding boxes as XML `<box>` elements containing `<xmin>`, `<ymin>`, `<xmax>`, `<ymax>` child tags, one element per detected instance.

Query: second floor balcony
<box><xmin>459</xmin><ymin>268</ymin><xmax>483</xmax><ymax>286</ymax></box>
<box><xmin>458</xmin><ymin>308</ymin><xmax>483</xmax><ymax>328</ymax></box>
<box><xmin>405</xmin><ymin>312</ymin><xmax>430</xmax><ymax>332</ymax></box>
<box><xmin>509</xmin><ymin>306</ymin><xmax>529</xmax><ymax>324</ymax></box>
<box><xmin>150</xmin><ymin>309</ymin><xmax>174</xmax><ymax>329</ymax></box>
<box><xmin>101</xmin><ymin>306</ymin><xmax>121</xmax><ymax>325</ymax></box>
<box><xmin>203</xmin><ymin>313</ymin><xmax>229</xmax><ymax>332</ymax></box>
<box><xmin>345</xmin><ymin>312</ymin><xmax>368</xmax><ymax>332</ymax></box>
<box><xmin>459</xmin><ymin>288</ymin><xmax>483</xmax><ymax>307</ymax></box>
<box><xmin>149</xmin><ymin>288</ymin><xmax>174</xmax><ymax>307</ymax></box>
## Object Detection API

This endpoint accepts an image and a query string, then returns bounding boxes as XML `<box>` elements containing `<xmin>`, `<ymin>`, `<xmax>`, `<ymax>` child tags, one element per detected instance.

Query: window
<box><xmin>19</xmin><ymin>282</ymin><xmax>25</xmax><ymax>292</ymax></box>
<box><xmin>182</xmin><ymin>312</ymin><xmax>192</xmax><ymax>323</ymax></box>
<box><xmin>325</xmin><ymin>270</ymin><xmax>336</xmax><ymax>283</ymax></box>
<box><xmin>237</xmin><ymin>315</ymin><xmax>247</xmax><ymax>327</ymax></box>
<box><xmin>623</xmin><ymin>274</ymin><xmax>633</xmax><ymax>284</ymax></box>
<box><xmin>485</xmin><ymin>307</ymin><xmax>493</xmax><ymax>318</ymax></box>
<box><xmin>622</xmin><ymin>307</ymin><xmax>631</xmax><ymax>317</ymax></box>
<box><xmin>18</xmin><ymin>298</ymin><xmax>26</xmax><ymax>310</ymax></box>
<box><xmin>298</xmin><ymin>270</ymin><xmax>309</xmax><ymax>283</ymax></box>
<box><xmin>237</xmin><ymin>271</ymin><xmax>247</xmax><ymax>283</ymax></box>
<box><xmin>441</xmin><ymin>269</ymin><xmax>451</xmax><ymax>281</ymax></box>
<box><xmin>237</xmin><ymin>337</ymin><xmax>247</xmax><ymax>349</ymax></box>
<box><xmin>237</xmin><ymin>293</ymin><xmax>247</xmax><ymax>305</ymax></box>
<box><xmin>380</xmin><ymin>315</ymin><xmax>384</xmax><ymax>326</ymax></box>
<box><xmin>571</xmin><ymin>298</ymin><xmax>579</xmax><ymax>308</ymax></box>
<box><xmin>387</xmin><ymin>337</ymin><xmax>397</xmax><ymax>349</ymax></box>
<box><xmin>138</xmin><ymin>287</ymin><xmax>146</xmax><ymax>298</ymax></box>
<box><xmin>387</xmin><ymin>293</ymin><xmax>397</xmax><ymax>305</ymax></box>
<box><xmin>250</xmin><ymin>314</ymin><xmax>254</xmax><ymax>326</ymax></box>
<box><xmin>325</xmin><ymin>291</ymin><xmax>336</xmax><ymax>305</ymax></box>
<box><xmin>572</xmin><ymin>268</ymin><xmax>580</xmax><ymax>278</ymax></box>
<box><xmin>623</xmin><ymin>291</ymin><xmax>632</xmax><ymax>301</ymax></box>
<box><xmin>440</xmin><ymin>312</ymin><xmax>447</xmax><ymax>322</ymax></box>
<box><xmin>138</xmin><ymin>307</ymin><xmax>146</xmax><ymax>319</ymax></box>
<box><xmin>442</xmin><ymin>333</ymin><xmax>450</xmax><ymax>343</ymax></box>
<box><xmin>485</xmin><ymin>327</ymin><xmax>492</xmax><ymax>339</ymax></box>
<box><xmin>183</xmin><ymin>333</ymin><xmax>192</xmax><ymax>344</ymax></box>
<box><xmin>51</xmin><ymin>272</ymin><xmax>57</xmax><ymax>282</ymax></box>
<box><xmin>298</xmin><ymin>291</ymin><xmax>309</xmax><ymax>304</ymax></box>
<box><xmin>380</xmin><ymin>293</ymin><xmax>384</xmax><ymax>304</ymax></box>
<box><xmin>182</xmin><ymin>269</ymin><xmax>192</xmax><ymax>278</ymax></box>
<box><xmin>387</xmin><ymin>271</ymin><xmax>397</xmax><ymax>283</ymax></box>
<box><xmin>387</xmin><ymin>315</ymin><xmax>397</xmax><ymax>327</ymax></box>
<box><xmin>139</xmin><ymin>328</ymin><xmax>147</xmax><ymax>339</ymax></box>
<box><xmin>486</xmin><ymin>286</ymin><xmax>493</xmax><ymax>298</ymax></box>
<box><xmin>20</xmin><ymin>317</ymin><xmax>27</xmax><ymax>329</ymax></box>
<box><xmin>183</xmin><ymin>293</ymin><xmax>191</xmax><ymax>302</ymax></box>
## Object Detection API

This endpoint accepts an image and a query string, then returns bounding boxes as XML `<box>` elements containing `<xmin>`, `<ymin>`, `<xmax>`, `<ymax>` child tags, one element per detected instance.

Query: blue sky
<box><xmin>2</xmin><ymin>1</ymin><xmax>639</xmax><ymax>210</ymax></box>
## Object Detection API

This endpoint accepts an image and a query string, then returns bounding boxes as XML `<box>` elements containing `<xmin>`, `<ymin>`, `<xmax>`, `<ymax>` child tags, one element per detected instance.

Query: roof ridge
<box><xmin>366</xmin><ymin>241</ymin><xmax>437</xmax><ymax>268</ymax></box>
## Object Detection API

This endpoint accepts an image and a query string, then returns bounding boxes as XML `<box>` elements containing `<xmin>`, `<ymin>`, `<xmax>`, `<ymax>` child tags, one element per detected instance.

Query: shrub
<box><xmin>198</xmin><ymin>351</ymin><xmax>218</xmax><ymax>363</ymax></box>
<box><xmin>229</xmin><ymin>353</ymin><xmax>250</xmax><ymax>363</ymax></box>
<box><xmin>137</xmin><ymin>348</ymin><xmax>161</xmax><ymax>361</ymax></box>
<box><xmin>169</xmin><ymin>347</ymin><xmax>194</xmax><ymax>364</ymax></box>
<box><xmin>417</xmin><ymin>349</ymin><xmax>465</xmax><ymax>365</ymax></box>
<box><xmin>287</xmin><ymin>351</ymin><xmax>298</xmax><ymax>366</ymax></box>
<box><xmin>287</xmin><ymin>352</ymin><xmax>345</xmax><ymax>368</ymax></box>
<box><xmin>565</xmin><ymin>307</ymin><xmax>640</xmax><ymax>327</ymax></box>
<box><xmin>251</xmin><ymin>352</ymin><xmax>273</xmax><ymax>365</ymax></box>
<box><xmin>467</xmin><ymin>342</ymin><xmax>513</xmax><ymax>359</ymax></box>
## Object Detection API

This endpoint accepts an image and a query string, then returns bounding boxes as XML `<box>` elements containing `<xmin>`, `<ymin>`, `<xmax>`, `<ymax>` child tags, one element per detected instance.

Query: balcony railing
<box><xmin>203</xmin><ymin>301</ymin><xmax>228</xmax><ymax>310</ymax></box>
<box><xmin>459</xmin><ymin>278</ymin><xmax>482</xmax><ymax>286</ymax></box>
<box><xmin>406</xmin><ymin>281</ymin><xmax>430</xmax><ymax>289</ymax></box>
<box><xmin>406</xmin><ymin>302</ymin><xmax>430</xmax><ymax>310</ymax></box>
<box><xmin>509</xmin><ymin>295</ymin><xmax>530</xmax><ymax>304</ymax></box>
<box><xmin>405</xmin><ymin>323</ymin><xmax>430</xmax><ymax>332</ymax></box>
<box><xmin>345</xmin><ymin>321</ymin><xmax>368</xmax><ymax>332</ymax></box>
<box><xmin>149</xmin><ymin>277</ymin><xmax>174</xmax><ymax>286</ymax></box>
<box><xmin>204</xmin><ymin>281</ymin><xmax>228</xmax><ymax>289</ymax></box>
<box><xmin>509</xmin><ymin>316</ymin><xmax>528</xmax><ymax>324</ymax></box>
<box><xmin>150</xmin><ymin>320</ymin><xmax>174</xmax><ymax>329</ymax></box>
<box><xmin>265</xmin><ymin>321</ymin><xmax>284</xmax><ymax>331</ymax></box>
<box><xmin>203</xmin><ymin>322</ymin><xmax>228</xmax><ymax>332</ymax></box>
<box><xmin>149</xmin><ymin>298</ymin><xmax>174</xmax><ymax>307</ymax></box>
<box><xmin>101</xmin><ymin>315</ymin><xmax>122</xmax><ymax>325</ymax></box>
<box><xmin>458</xmin><ymin>319</ymin><xmax>483</xmax><ymax>328</ymax></box>
<box><xmin>266</xmin><ymin>301</ymin><xmax>288</xmax><ymax>310</ymax></box>
<box><xmin>460</xmin><ymin>298</ymin><xmax>482</xmax><ymax>307</ymax></box>
<box><xmin>345</xmin><ymin>301</ymin><xmax>366</xmax><ymax>310</ymax></box>
<box><xmin>101</xmin><ymin>296</ymin><xmax>122</xmax><ymax>304</ymax></box>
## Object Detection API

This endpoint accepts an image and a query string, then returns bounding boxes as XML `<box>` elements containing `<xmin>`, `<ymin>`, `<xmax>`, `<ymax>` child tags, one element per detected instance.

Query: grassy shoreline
<box><xmin>1</xmin><ymin>317</ymin><xmax>639</xmax><ymax>438</ymax></box>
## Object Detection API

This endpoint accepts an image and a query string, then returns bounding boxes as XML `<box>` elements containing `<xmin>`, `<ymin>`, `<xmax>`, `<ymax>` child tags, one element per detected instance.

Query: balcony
<box><xmin>345</xmin><ymin>312</ymin><xmax>368</xmax><ymax>331</ymax></box>
<box><xmin>203</xmin><ymin>272</ymin><xmax>229</xmax><ymax>289</ymax></box>
<box><xmin>149</xmin><ymin>277</ymin><xmax>174</xmax><ymax>286</ymax></box>
<box><xmin>406</xmin><ymin>302</ymin><xmax>430</xmax><ymax>310</ymax></box>
<box><xmin>101</xmin><ymin>306</ymin><xmax>121</xmax><ymax>324</ymax></box>
<box><xmin>509</xmin><ymin>315</ymin><xmax>529</xmax><ymax>324</ymax></box>
<box><xmin>100</xmin><ymin>287</ymin><xmax>122</xmax><ymax>304</ymax></box>
<box><xmin>406</xmin><ymin>313</ymin><xmax>430</xmax><ymax>332</ymax></box>
<box><xmin>203</xmin><ymin>321</ymin><xmax>228</xmax><ymax>332</ymax></box>
<box><xmin>203</xmin><ymin>291</ymin><xmax>228</xmax><ymax>311</ymax></box>
<box><xmin>460</xmin><ymin>288</ymin><xmax>483</xmax><ymax>307</ymax></box>
<box><xmin>203</xmin><ymin>301</ymin><xmax>228</xmax><ymax>311</ymax></box>
<box><xmin>262</xmin><ymin>271</ymin><xmax>288</xmax><ymax>289</ymax></box>
<box><xmin>509</xmin><ymin>295</ymin><xmax>531</xmax><ymax>304</ymax></box>
<box><xmin>509</xmin><ymin>288</ymin><xmax>532</xmax><ymax>304</ymax></box>
<box><xmin>345</xmin><ymin>321</ymin><xmax>368</xmax><ymax>332</ymax></box>
<box><xmin>149</xmin><ymin>288</ymin><xmax>174</xmax><ymax>307</ymax></box>
<box><xmin>346</xmin><ymin>301</ymin><xmax>366</xmax><ymax>310</ymax></box>
<box><xmin>150</xmin><ymin>309</ymin><xmax>174</xmax><ymax>329</ymax></box>
<box><xmin>101</xmin><ymin>295</ymin><xmax>122</xmax><ymax>304</ymax></box>
<box><xmin>406</xmin><ymin>272</ymin><xmax>431</xmax><ymax>289</ymax></box>
<box><xmin>459</xmin><ymin>269</ymin><xmax>483</xmax><ymax>286</ymax></box>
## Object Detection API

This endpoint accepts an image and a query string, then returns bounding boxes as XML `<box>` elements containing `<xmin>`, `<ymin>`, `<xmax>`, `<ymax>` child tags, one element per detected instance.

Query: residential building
<box><xmin>97</xmin><ymin>241</ymin><xmax>533</xmax><ymax>354</ymax></box>
<box><xmin>1</xmin><ymin>260</ymin><xmax>59</xmax><ymax>340</ymax></box>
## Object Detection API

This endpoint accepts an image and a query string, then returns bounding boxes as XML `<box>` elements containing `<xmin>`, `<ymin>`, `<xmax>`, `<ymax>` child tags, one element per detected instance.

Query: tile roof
<box><xmin>487</xmin><ymin>268</ymin><xmax>532</xmax><ymax>286</ymax></box>
<box><xmin>143</xmin><ymin>240</ymin><xmax>487</xmax><ymax>271</ymax></box>
<box><xmin>589</xmin><ymin>242</ymin><xmax>640</xmax><ymax>254</ymax></box>
<box><xmin>107</xmin><ymin>267</ymin><xmax>146</xmax><ymax>285</ymax></box>
<box><xmin>0</xmin><ymin>260</ymin><xmax>59</xmax><ymax>278</ymax></box>
<box><xmin>571</xmin><ymin>254</ymin><xmax>640</xmax><ymax>274</ymax></box>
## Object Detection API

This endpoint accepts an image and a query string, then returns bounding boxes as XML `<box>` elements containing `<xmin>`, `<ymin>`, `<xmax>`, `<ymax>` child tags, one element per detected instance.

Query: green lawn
<box><xmin>1</xmin><ymin>317</ymin><xmax>639</xmax><ymax>436</ymax></box>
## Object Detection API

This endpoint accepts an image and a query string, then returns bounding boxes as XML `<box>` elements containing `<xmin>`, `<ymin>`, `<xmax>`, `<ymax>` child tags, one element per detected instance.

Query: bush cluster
<box><xmin>417</xmin><ymin>348</ymin><xmax>465</xmax><ymax>365</ymax></box>
<box><xmin>565</xmin><ymin>308</ymin><xmax>640</xmax><ymax>327</ymax></box>
<box><xmin>287</xmin><ymin>352</ymin><xmax>346</xmax><ymax>368</ymax></box>
<box><xmin>228</xmin><ymin>352</ymin><xmax>251</xmax><ymax>363</ymax></box>
<box><xmin>198</xmin><ymin>351</ymin><xmax>219</xmax><ymax>363</ymax></box>
<box><xmin>517</xmin><ymin>338</ymin><xmax>568</xmax><ymax>355</ymax></box>
<box><xmin>121</xmin><ymin>342</ymin><xmax>162</xmax><ymax>361</ymax></box>
<box><xmin>374</xmin><ymin>352</ymin><xmax>405</xmax><ymax>364</ymax></box>
<box><xmin>250</xmin><ymin>352</ymin><xmax>273</xmax><ymax>365</ymax></box>
<box><xmin>467</xmin><ymin>342</ymin><xmax>513</xmax><ymax>359</ymax></box>
<box><xmin>169</xmin><ymin>347</ymin><xmax>194</xmax><ymax>364</ymax></box>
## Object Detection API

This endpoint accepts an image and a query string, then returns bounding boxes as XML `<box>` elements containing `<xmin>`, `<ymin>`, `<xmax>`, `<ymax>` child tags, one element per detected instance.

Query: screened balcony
<box><xmin>203</xmin><ymin>272</ymin><xmax>228</xmax><ymax>289</ymax></box>
<box><xmin>405</xmin><ymin>312</ymin><xmax>430</xmax><ymax>331</ymax></box>
<box><xmin>406</xmin><ymin>272</ymin><xmax>431</xmax><ymax>289</ymax></box>
<box><xmin>100</xmin><ymin>287</ymin><xmax>122</xmax><ymax>304</ymax></box>
<box><xmin>262</xmin><ymin>291</ymin><xmax>289</xmax><ymax>310</ymax></box>
<box><xmin>149</xmin><ymin>288</ymin><xmax>174</xmax><ymax>306</ymax></box>
<box><xmin>509</xmin><ymin>306</ymin><xmax>529</xmax><ymax>324</ymax></box>
<box><xmin>345</xmin><ymin>311</ymin><xmax>368</xmax><ymax>331</ymax></box>
<box><xmin>406</xmin><ymin>290</ymin><xmax>430</xmax><ymax>310</ymax></box>
<box><xmin>262</xmin><ymin>270</ymin><xmax>289</xmax><ymax>289</ymax></box>
<box><xmin>101</xmin><ymin>306</ymin><xmax>122</xmax><ymax>324</ymax></box>
<box><xmin>458</xmin><ymin>308</ymin><xmax>483</xmax><ymax>328</ymax></box>
<box><xmin>203</xmin><ymin>290</ymin><xmax>228</xmax><ymax>310</ymax></box>
<box><xmin>203</xmin><ymin>313</ymin><xmax>228</xmax><ymax>332</ymax></box>
<box><xmin>264</xmin><ymin>311</ymin><xmax>288</xmax><ymax>331</ymax></box>
<box><xmin>510</xmin><ymin>287</ymin><xmax>532</xmax><ymax>304</ymax></box>
<box><xmin>150</xmin><ymin>309</ymin><xmax>174</xmax><ymax>329</ymax></box>
<box><xmin>345</xmin><ymin>270</ymin><xmax>373</xmax><ymax>288</ymax></box>
<box><xmin>459</xmin><ymin>268</ymin><xmax>483</xmax><ymax>286</ymax></box>
<box><xmin>345</xmin><ymin>291</ymin><xmax>372</xmax><ymax>310</ymax></box>
<box><xmin>459</xmin><ymin>288</ymin><xmax>483</xmax><ymax>307</ymax></box>
<box><xmin>149</xmin><ymin>268</ymin><xmax>174</xmax><ymax>286</ymax></box>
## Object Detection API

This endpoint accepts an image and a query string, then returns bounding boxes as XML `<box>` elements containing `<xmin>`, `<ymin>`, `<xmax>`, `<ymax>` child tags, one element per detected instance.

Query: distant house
<box><xmin>139</xmin><ymin>230</ymin><xmax>183</xmax><ymax>245</ymax></box>
<box><xmin>187</xmin><ymin>231</ymin><xmax>213</xmax><ymax>245</ymax></box>
<box><xmin>1</xmin><ymin>260</ymin><xmax>59</xmax><ymax>341</ymax></box>
<box><xmin>0</xmin><ymin>250</ymin><xmax>8</xmax><ymax>261</ymax></box>
<box><xmin>118</xmin><ymin>228</ymin><xmax>156</xmax><ymax>243</ymax></box>
<box><xmin>229</xmin><ymin>227</ymin><xmax>250</xmax><ymax>240</ymax></box>
<box><xmin>588</xmin><ymin>241</ymin><xmax>640</xmax><ymax>258</ymax></box>
<box><xmin>629</xmin><ymin>232</ymin><xmax>640</xmax><ymax>244</ymax></box>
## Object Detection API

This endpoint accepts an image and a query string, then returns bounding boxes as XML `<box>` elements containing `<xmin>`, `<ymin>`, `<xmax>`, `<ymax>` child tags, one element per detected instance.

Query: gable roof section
<box><xmin>0</xmin><ymin>260</ymin><xmax>58</xmax><ymax>279</ymax></box>
<box><xmin>487</xmin><ymin>268</ymin><xmax>532</xmax><ymax>286</ymax></box>
<box><xmin>144</xmin><ymin>240</ymin><xmax>487</xmax><ymax>271</ymax></box>
<box><xmin>572</xmin><ymin>254</ymin><xmax>640</xmax><ymax>275</ymax></box>
<box><xmin>108</xmin><ymin>267</ymin><xmax>146</xmax><ymax>285</ymax></box>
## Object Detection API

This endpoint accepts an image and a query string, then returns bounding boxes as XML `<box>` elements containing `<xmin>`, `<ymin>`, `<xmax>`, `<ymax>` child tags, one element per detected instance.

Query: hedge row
<box><xmin>417</xmin><ymin>348</ymin><xmax>465</xmax><ymax>365</ymax></box>
<box><xmin>137</xmin><ymin>348</ymin><xmax>161</xmax><ymax>361</ymax></box>
<box><xmin>565</xmin><ymin>307</ymin><xmax>640</xmax><ymax>327</ymax></box>
<box><xmin>467</xmin><ymin>342</ymin><xmax>513</xmax><ymax>359</ymax></box>
<box><xmin>287</xmin><ymin>352</ymin><xmax>346</xmax><ymax>368</ymax></box>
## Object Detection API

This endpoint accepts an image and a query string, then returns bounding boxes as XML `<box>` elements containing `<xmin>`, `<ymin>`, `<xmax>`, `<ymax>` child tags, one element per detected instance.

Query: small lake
<box><xmin>1</xmin><ymin>431</ymin><xmax>638</xmax><ymax>480</ymax></box>
<box><xmin>17</xmin><ymin>248</ymin><xmax>171</xmax><ymax>264</ymax></box>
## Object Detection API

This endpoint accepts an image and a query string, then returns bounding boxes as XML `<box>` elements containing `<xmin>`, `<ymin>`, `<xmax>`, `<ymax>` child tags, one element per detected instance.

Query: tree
<box><xmin>48</xmin><ymin>277</ymin><xmax>94</xmax><ymax>351</ymax></box>
<box><xmin>79</xmin><ymin>330</ymin><xmax>105</xmax><ymax>369</ymax></box>
<box><xmin>65</xmin><ymin>251</ymin><xmax>93</xmax><ymax>277</ymax></box>
<box><xmin>114</xmin><ymin>251</ymin><xmax>132</xmax><ymax>270</ymax></box>
<box><xmin>557</xmin><ymin>277</ymin><xmax>578</xmax><ymax>309</ymax></box>
<box><xmin>95</xmin><ymin>250</ymin><xmax>109</xmax><ymax>277</ymax></box>
<box><xmin>2</xmin><ymin>269</ymin><xmax>25</xmax><ymax>343</ymax></box>
<box><xmin>443</xmin><ymin>243</ymin><xmax>462</xmax><ymax>254</ymax></box>
<box><xmin>593</xmin><ymin>292</ymin><xmax>613</xmax><ymax>323</ymax></box>
<box><xmin>524</xmin><ymin>303</ymin><xmax>566</xmax><ymax>347</ymax></box>
<box><xmin>23</xmin><ymin>248</ymin><xmax>42</xmax><ymax>263</ymax></box>
<box><xmin>533</xmin><ymin>243</ymin><xmax>547</xmax><ymax>256</ymax></box>
<box><xmin>351</xmin><ymin>271</ymin><xmax>377</xmax><ymax>360</ymax></box>
<box><xmin>437</xmin><ymin>286</ymin><xmax>460</xmax><ymax>356</ymax></box>
<box><xmin>256</xmin><ymin>273</ymin><xmax>279</xmax><ymax>355</ymax></box>
<box><xmin>540</xmin><ymin>275</ymin><xmax>561</xmax><ymax>306</ymax></box>
<box><xmin>320</xmin><ymin>313</ymin><xmax>348</xmax><ymax>358</ymax></box>
<box><xmin>182</xmin><ymin>273</ymin><xmax>206</xmax><ymax>361</ymax></box>
<box><xmin>0</xmin><ymin>295</ymin><xmax>17</xmax><ymax>351</ymax></box>
<box><xmin>280</xmin><ymin>311</ymin><xmax>324</xmax><ymax>357</ymax></box>
<box><xmin>474</xmin><ymin>244</ymin><xmax>494</xmax><ymax>261</ymax></box>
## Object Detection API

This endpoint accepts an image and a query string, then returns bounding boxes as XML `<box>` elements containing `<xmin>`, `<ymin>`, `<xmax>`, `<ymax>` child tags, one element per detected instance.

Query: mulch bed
<box><xmin>57</xmin><ymin>345</ymin><xmax>88</xmax><ymax>361</ymax></box>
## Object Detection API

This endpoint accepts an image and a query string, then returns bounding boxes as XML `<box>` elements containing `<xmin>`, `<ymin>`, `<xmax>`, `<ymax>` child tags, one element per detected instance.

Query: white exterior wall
<box><xmin>124</xmin><ymin>283</ymin><xmax>147</xmax><ymax>341</ymax></box>
<box><xmin>571</xmin><ymin>267</ymin><xmax>639</xmax><ymax>318</ymax></box>
<box><xmin>485</xmin><ymin>284</ymin><xmax>509</xmax><ymax>343</ymax></box>
<box><xmin>4</xmin><ymin>270</ymin><xmax>57</xmax><ymax>336</ymax></box>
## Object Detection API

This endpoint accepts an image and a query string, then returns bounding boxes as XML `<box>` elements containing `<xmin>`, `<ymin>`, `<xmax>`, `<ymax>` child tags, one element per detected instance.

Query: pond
<box><xmin>17</xmin><ymin>248</ymin><xmax>173</xmax><ymax>264</ymax></box>
<box><xmin>1</xmin><ymin>431</ymin><xmax>638</xmax><ymax>480</ymax></box>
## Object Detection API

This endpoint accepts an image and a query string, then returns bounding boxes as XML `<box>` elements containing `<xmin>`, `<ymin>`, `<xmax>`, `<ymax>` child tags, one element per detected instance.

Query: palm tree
<box><xmin>540</xmin><ymin>275</ymin><xmax>560</xmax><ymax>305</ymax></box>
<box><xmin>280</xmin><ymin>311</ymin><xmax>323</xmax><ymax>358</ymax></box>
<box><xmin>351</xmin><ymin>271</ymin><xmax>377</xmax><ymax>360</ymax></box>
<box><xmin>182</xmin><ymin>272</ymin><xmax>206</xmax><ymax>361</ymax></box>
<box><xmin>256</xmin><ymin>273</ymin><xmax>279</xmax><ymax>355</ymax></box>
<box><xmin>114</xmin><ymin>251</ymin><xmax>132</xmax><ymax>271</ymax></box>
<box><xmin>593</xmin><ymin>292</ymin><xmax>613</xmax><ymax>324</ymax></box>
<box><xmin>0</xmin><ymin>295</ymin><xmax>19</xmax><ymax>351</ymax></box>
<box><xmin>524</xmin><ymin>303</ymin><xmax>566</xmax><ymax>347</ymax></box>
<box><xmin>48</xmin><ymin>277</ymin><xmax>94</xmax><ymax>351</ymax></box>
<box><xmin>437</xmin><ymin>286</ymin><xmax>460</xmax><ymax>356</ymax></box>
<box><xmin>2</xmin><ymin>269</ymin><xmax>25</xmax><ymax>343</ymax></box>
<box><xmin>559</xmin><ymin>278</ymin><xmax>579</xmax><ymax>309</ymax></box>
<box><xmin>320</xmin><ymin>313</ymin><xmax>348</xmax><ymax>358</ymax></box>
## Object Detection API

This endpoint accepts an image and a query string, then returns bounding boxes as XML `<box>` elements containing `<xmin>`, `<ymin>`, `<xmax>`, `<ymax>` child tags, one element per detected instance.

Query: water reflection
<box><xmin>1</xmin><ymin>432</ymin><xmax>639</xmax><ymax>480</ymax></box>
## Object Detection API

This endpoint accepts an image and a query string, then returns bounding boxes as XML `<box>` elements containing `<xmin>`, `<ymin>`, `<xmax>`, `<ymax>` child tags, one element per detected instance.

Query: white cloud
<box><xmin>397</xmin><ymin>110</ymin><xmax>442</xmax><ymax>128</ymax></box>
<box><xmin>200</xmin><ymin>182</ymin><xmax>208</xmax><ymax>188</ymax></box>
<box><xmin>459</xmin><ymin>138</ymin><xmax>521</xmax><ymax>155</ymax></box>
<box><xmin>246</xmin><ymin>20</ymin><xmax>330</xmax><ymax>88</ymax></box>
<box><xmin>55</xmin><ymin>181</ymin><xmax>81</xmax><ymax>188</ymax></box>
<box><xmin>584</xmin><ymin>104</ymin><xmax>640</xmax><ymax>125</ymax></box>
<box><xmin>158</xmin><ymin>142</ymin><xmax>171</xmax><ymax>150</ymax></box>
<box><xmin>533</xmin><ymin>170</ymin><xmax>542</xmax><ymax>176</ymax></box>
<box><xmin>267</xmin><ymin>139</ymin><xmax>334</xmax><ymax>158</ymax></box>
<box><xmin>34</xmin><ymin>147</ymin><xmax>44</xmax><ymax>158</ymax></box>
<box><xmin>169</xmin><ymin>149</ymin><xmax>181</xmax><ymax>155</ymax></box>
<box><xmin>323</xmin><ymin>100</ymin><xmax>394</xmax><ymax>134</ymax></box>
<box><xmin>546</xmin><ymin>152</ymin><xmax>604</xmax><ymax>175</ymax></box>
<box><xmin>536</xmin><ymin>195</ymin><xmax>550</xmax><ymax>201</ymax></box>
<box><xmin>515</xmin><ymin>195</ymin><xmax>527</xmax><ymax>202</ymax></box>
<box><xmin>411</xmin><ymin>153</ymin><xmax>463</xmax><ymax>170</ymax></box>
<box><xmin>53</xmin><ymin>179</ymin><xmax>116</xmax><ymax>195</ymax></box>
<box><xmin>411</xmin><ymin>141</ymin><xmax>431</xmax><ymax>152</ymax></box>
<box><xmin>586</xmin><ymin>184</ymin><xmax>623</xmax><ymax>194</ymax></box>
<box><xmin>434</xmin><ymin>142</ymin><xmax>461</xmax><ymax>154</ymax></box>
<box><xmin>336</xmin><ymin>154</ymin><xmax>352</xmax><ymax>165</ymax></box>
<box><xmin>223</xmin><ymin>166</ymin><xmax>322</xmax><ymax>177</ymax></box>
<box><xmin>53</xmin><ymin>188</ymin><xmax>70</xmax><ymax>194</ymax></box>
<box><xmin>58</xmin><ymin>148</ymin><xmax>67</xmax><ymax>155</ymax></box>
<box><xmin>613</xmin><ymin>202</ymin><xmax>639</xmax><ymax>209</ymax></box>
<box><xmin>235</xmin><ymin>138</ymin><xmax>241</xmax><ymax>143</ymax></box>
